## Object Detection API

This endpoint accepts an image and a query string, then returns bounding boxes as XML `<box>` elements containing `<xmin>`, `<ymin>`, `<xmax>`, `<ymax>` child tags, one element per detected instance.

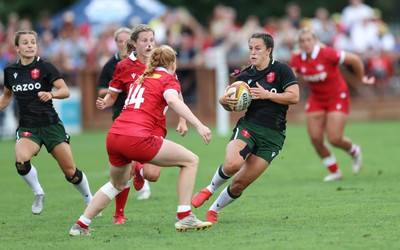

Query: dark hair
<box><xmin>231</xmin><ymin>32</ymin><xmax>275</xmax><ymax>78</ymax></box>
<box><xmin>125</xmin><ymin>39</ymin><xmax>135</xmax><ymax>55</ymax></box>
<box><xmin>126</xmin><ymin>24</ymin><xmax>155</xmax><ymax>54</ymax></box>
<box><xmin>15</xmin><ymin>30</ymin><xmax>38</xmax><ymax>46</ymax></box>
<box><xmin>130</xmin><ymin>24</ymin><xmax>154</xmax><ymax>41</ymax></box>
<box><xmin>249</xmin><ymin>32</ymin><xmax>274</xmax><ymax>60</ymax></box>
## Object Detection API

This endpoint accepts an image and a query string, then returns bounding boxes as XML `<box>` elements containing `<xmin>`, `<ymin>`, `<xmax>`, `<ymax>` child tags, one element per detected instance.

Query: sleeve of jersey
<box><xmin>324</xmin><ymin>47</ymin><xmax>342</xmax><ymax>65</ymax></box>
<box><xmin>44</xmin><ymin>62</ymin><xmax>63</xmax><ymax>83</ymax></box>
<box><xmin>163</xmin><ymin>76</ymin><xmax>181</xmax><ymax>96</ymax></box>
<box><xmin>108</xmin><ymin>64</ymin><xmax>123</xmax><ymax>93</ymax></box>
<box><xmin>3</xmin><ymin>68</ymin><xmax>10</xmax><ymax>89</ymax></box>
<box><xmin>280</xmin><ymin>63</ymin><xmax>299</xmax><ymax>89</ymax></box>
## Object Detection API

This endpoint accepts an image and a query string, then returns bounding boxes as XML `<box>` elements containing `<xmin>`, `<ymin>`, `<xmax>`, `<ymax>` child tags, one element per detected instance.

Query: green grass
<box><xmin>0</xmin><ymin>121</ymin><xmax>399</xmax><ymax>250</ymax></box>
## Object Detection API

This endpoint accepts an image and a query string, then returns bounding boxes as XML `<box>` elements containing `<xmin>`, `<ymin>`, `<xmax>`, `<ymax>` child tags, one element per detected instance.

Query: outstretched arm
<box><xmin>165</xmin><ymin>90</ymin><xmax>211</xmax><ymax>145</ymax></box>
<box><xmin>96</xmin><ymin>90</ymin><xmax>119</xmax><ymax>110</ymax></box>
<box><xmin>344</xmin><ymin>52</ymin><xmax>375</xmax><ymax>85</ymax></box>
<box><xmin>176</xmin><ymin>92</ymin><xmax>188</xmax><ymax>136</ymax></box>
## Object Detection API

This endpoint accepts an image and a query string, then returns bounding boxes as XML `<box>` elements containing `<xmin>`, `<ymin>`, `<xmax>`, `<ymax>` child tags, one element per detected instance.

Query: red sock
<box><xmin>177</xmin><ymin>210</ymin><xmax>191</xmax><ymax>220</ymax></box>
<box><xmin>77</xmin><ymin>220</ymin><xmax>88</xmax><ymax>229</ymax></box>
<box><xmin>327</xmin><ymin>163</ymin><xmax>339</xmax><ymax>173</ymax></box>
<box><xmin>114</xmin><ymin>187</ymin><xmax>130</xmax><ymax>217</ymax></box>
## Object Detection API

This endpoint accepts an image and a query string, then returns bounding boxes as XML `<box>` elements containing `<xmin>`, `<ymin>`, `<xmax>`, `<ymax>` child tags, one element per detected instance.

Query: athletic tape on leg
<box><xmin>100</xmin><ymin>182</ymin><xmax>120</xmax><ymax>200</ymax></box>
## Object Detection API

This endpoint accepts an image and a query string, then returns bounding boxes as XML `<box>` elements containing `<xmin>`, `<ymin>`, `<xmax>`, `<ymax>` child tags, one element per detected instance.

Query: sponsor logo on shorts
<box><xmin>241</xmin><ymin>129</ymin><xmax>251</xmax><ymax>139</ymax></box>
<box><xmin>21</xmin><ymin>131</ymin><xmax>32</xmax><ymax>137</ymax></box>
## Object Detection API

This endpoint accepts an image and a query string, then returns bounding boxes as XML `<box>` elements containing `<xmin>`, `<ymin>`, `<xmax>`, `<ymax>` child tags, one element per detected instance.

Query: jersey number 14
<box><xmin>125</xmin><ymin>84</ymin><xmax>145</xmax><ymax>109</ymax></box>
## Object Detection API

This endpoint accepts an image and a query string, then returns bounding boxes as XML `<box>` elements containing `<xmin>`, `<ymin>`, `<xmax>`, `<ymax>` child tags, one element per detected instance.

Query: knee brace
<box><xmin>100</xmin><ymin>182</ymin><xmax>121</xmax><ymax>200</ymax></box>
<box><xmin>65</xmin><ymin>168</ymin><xmax>83</xmax><ymax>184</ymax></box>
<box><xmin>16</xmin><ymin>161</ymin><xmax>32</xmax><ymax>176</ymax></box>
<box><xmin>239</xmin><ymin>144</ymin><xmax>252</xmax><ymax>160</ymax></box>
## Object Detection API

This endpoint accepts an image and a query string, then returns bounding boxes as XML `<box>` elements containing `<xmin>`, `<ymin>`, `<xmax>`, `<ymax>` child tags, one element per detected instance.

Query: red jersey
<box><xmin>290</xmin><ymin>46</ymin><xmax>348</xmax><ymax>101</ymax></box>
<box><xmin>109</xmin><ymin>68</ymin><xmax>181</xmax><ymax>136</ymax></box>
<box><xmin>109</xmin><ymin>53</ymin><xmax>145</xmax><ymax>94</ymax></box>
<box><xmin>108</xmin><ymin>53</ymin><xmax>168</xmax><ymax>137</ymax></box>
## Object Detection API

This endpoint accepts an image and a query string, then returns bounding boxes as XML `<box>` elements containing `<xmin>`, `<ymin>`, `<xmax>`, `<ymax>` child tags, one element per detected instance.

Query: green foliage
<box><xmin>0</xmin><ymin>0</ymin><xmax>75</xmax><ymax>24</ymax></box>
<box><xmin>160</xmin><ymin>0</ymin><xmax>396</xmax><ymax>26</ymax></box>
<box><xmin>0</xmin><ymin>121</ymin><xmax>399</xmax><ymax>249</ymax></box>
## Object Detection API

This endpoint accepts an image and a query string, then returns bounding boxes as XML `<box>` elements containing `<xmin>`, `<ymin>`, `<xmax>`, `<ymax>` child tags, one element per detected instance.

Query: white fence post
<box><xmin>204</xmin><ymin>46</ymin><xmax>229</xmax><ymax>136</ymax></box>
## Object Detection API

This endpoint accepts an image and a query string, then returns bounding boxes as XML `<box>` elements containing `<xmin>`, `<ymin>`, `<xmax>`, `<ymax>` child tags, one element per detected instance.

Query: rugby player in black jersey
<box><xmin>191</xmin><ymin>32</ymin><xmax>300</xmax><ymax>223</ymax></box>
<box><xmin>0</xmin><ymin>30</ymin><xmax>95</xmax><ymax>215</ymax></box>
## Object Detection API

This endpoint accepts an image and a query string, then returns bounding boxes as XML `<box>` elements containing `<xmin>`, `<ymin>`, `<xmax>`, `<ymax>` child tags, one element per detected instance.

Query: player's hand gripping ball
<box><xmin>225</xmin><ymin>81</ymin><xmax>252</xmax><ymax>112</ymax></box>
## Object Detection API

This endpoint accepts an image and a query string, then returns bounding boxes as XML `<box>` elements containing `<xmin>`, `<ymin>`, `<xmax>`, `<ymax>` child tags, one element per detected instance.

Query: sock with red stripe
<box><xmin>322</xmin><ymin>155</ymin><xmax>339</xmax><ymax>173</ymax></box>
<box><xmin>77</xmin><ymin>215</ymin><xmax>91</xmax><ymax>228</ymax></box>
<box><xmin>177</xmin><ymin>205</ymin><xmax>191</xmax><ymax>220</ymax></box>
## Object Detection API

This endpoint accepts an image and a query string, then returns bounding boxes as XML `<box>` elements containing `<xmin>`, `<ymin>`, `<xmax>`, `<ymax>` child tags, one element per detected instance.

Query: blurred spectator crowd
<box><xmin>1</xmin><ymin>0</ymin><xmax>400</xmax><ymax>97</ymax></box>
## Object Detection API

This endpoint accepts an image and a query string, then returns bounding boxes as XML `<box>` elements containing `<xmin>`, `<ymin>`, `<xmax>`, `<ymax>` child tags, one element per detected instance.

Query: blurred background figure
<box><xmin>285</xmin><ymin>1</ymin><xmax>303</xmax><ymax>29</ymax></box>
<box><xmin>341</xmin><ymin>0</ymin><xmax>374</xmax><ymax>33</ymax></box>
<box><xmin>308</xmin><ymin>7</ymin><xmax>337</xmax><ymax>46</ymax></box>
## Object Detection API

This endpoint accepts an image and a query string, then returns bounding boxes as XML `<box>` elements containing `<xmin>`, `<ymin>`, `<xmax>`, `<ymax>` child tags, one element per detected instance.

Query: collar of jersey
<box><xmin>250</xmin><ymin>59</ymin><xmax>275</xmax><ymax>74</ymax></box>
<box><xmin>301</xmin><ymin>45</ymin><xmax>320</xmax><ymax>61</ymax></box>
<box><xmin>155</xmin><ymin>67</ymin><xmax>168</xmax><ymax>73</ymax></box>
<box><xmin>129</xmin><ymin>52</ymin><xmax>138</xmax><ymax>61</ymax></box>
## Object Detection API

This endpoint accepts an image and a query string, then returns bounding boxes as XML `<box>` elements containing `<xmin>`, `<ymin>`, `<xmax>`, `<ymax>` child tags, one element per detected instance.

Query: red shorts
<box><xmin>306</xmin><ymin>92</ymin><xmax>350</xmax><ymax>114</ymax></box>
<box><xmin>153</xmin><ymin>125</ymin><xmax>166</xmax><ymax>138</ymax></box>
<box><xmin>106</xmin><ymin>133</ymin><xmax>163</xmax><ymax>167</ymax></box>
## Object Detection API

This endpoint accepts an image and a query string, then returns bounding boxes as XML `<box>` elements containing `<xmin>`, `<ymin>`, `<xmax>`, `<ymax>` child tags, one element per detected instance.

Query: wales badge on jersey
<box><xmin>31</xmin><ymin>68</ymin><xmax>40</xmax><ymax>79</ymax></box>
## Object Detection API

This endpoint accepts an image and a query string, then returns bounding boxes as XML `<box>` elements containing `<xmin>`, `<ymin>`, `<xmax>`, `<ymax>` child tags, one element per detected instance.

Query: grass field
<box><xmin>0</xmin><ymin>121</ymin><xmax>399</xmax><ymax>250</ymax></box>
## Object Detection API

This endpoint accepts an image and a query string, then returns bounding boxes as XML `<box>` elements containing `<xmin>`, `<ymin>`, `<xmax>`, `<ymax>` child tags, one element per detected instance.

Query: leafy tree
<box><xmin>0</xmin><ymin>0</ymin><xmax>75</xmax><ymax>24</ymax></box>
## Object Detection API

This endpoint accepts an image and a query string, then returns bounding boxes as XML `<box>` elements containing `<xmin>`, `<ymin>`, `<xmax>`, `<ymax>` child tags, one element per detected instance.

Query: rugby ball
<box><xmin>225</xmin><ymin>81</ymin><xmax>252</xmax><ymax>112</ymax></box>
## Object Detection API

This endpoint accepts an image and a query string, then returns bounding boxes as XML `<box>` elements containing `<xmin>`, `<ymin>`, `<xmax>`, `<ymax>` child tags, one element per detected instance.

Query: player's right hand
<box><xmin>96</xmin><ymin>97</ymin><xmax>106</xmax><ymax>110</ymax></box>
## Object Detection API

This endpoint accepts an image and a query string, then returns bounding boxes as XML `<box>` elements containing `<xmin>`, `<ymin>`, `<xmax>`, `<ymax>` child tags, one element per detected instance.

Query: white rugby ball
<box><xmin>225</xmin><ymin>81</ymin><xmax>252</xmax><ymax>112</ymax></box>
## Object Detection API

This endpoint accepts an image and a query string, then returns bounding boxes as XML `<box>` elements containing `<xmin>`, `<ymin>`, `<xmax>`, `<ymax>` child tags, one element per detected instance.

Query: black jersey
<box><xmin>4</xmin><ymin>56</ymin><xmax>61</xmax><ymax>127</ymax></box>
<box><xmin>236</xmin><ymin>59</ymin><xmax>298</xmax><ymax>131</ymax></box>
<box><xmin>98</xmin><ymin>53</ymin><xmax>127</xmax><ymax>120</ymax></box>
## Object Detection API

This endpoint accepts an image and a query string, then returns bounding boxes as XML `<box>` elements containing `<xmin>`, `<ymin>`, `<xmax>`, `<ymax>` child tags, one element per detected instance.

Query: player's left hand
<box><xmin>176</xmin><ymin>119</ymin><xmax>188</xmax><ymax>137</ymax></box>
<box><xmin>362</xmin><ymin>76</ymin><xmax>375</xmax><ymax>85</ymax></box>
<box><xmin>250</xmin><ymin>82</ymin><xmax>270</xmax><ymax>100</ymax></box>
<box><xmin>38</xmin><ymin>91</ymin><xmax>53</xmax><ymax>102</ymax></box>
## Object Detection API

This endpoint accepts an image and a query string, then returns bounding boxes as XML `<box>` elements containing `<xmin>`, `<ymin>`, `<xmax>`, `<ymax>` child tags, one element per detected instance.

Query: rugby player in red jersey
<box><xmin>289</xmin><ymin>29</ymin><xmax>374</xmax><ymax>181</ymax></box>
<box><xmin>70</xmin><ymin>45</ymin><xmax>212</xmax><ymax>235</ymax></box>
